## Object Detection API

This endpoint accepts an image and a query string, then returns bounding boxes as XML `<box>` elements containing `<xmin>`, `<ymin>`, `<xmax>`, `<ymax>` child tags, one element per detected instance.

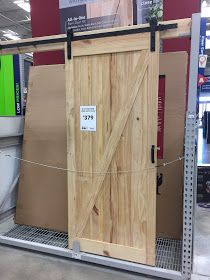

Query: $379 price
<box><xmin>83</xmin><ymin>115</ymin><xmax>94</xmax><ymax>120</ymax></box>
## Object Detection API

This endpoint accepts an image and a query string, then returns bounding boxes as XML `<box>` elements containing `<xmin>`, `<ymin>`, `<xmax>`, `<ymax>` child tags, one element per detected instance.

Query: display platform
<box><xmin>0</xmin><ymin>218</ymin><xmax>182</xmax><ymax>272</ymax></box>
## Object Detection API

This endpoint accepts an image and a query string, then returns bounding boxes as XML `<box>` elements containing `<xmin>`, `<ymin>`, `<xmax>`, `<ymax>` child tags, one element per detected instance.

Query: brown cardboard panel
<box><xmin>15</xmin><ymin>65</ymin><xmax>68</xmax><ymax>232</ymax></box>
<box><xmin>157</xmin><ymin>52</ymin><xmax>188</xmax><ymax>239</ymax></box>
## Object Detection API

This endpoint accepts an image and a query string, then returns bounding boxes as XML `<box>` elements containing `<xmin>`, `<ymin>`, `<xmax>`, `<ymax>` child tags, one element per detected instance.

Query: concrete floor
<box><xmin>192</xmin><ymin>127</ymin><xmax>210</xmax><ymax>278</ymax></box>
<box><xmin>0</xmin><ymin>245</ymin><xmax>161</xmax><ymax>280</ymax></box>
<box><xmin>0</xmin><ymin>217</ymin><xmax>161</xmax><ymax>280</ymax></box>
<box><xmin>193</xmin><ymin>206</ymin><xmax>210</xmax><ymax>277</ymax></box>
<box><xmin>198</xmin><ymin>128</ymin><xmax>210</xmax><ymax>165</ymax></box>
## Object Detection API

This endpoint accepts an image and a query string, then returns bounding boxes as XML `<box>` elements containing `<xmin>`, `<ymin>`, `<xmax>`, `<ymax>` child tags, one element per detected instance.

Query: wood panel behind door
<box><xmin>66</xmin><ymin>32</ymin><xmax>159</xmax><ymax>265</ymax></box>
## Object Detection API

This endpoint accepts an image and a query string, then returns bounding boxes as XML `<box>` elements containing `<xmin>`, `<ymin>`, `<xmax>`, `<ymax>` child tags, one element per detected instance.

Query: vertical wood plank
<box><xmin>130</xmin><ymin>52</ymin><xmax>147</xmax><ymax>250</ymax></box>
<box><xmin>74</xmin><ymin>56</ymin><xmax>93</xmax><ymax>239</ymax></box>
<box><xmin>89</xmin><ymin>54</ymin><xmax>104</xmax><ymax>240</ymax></box>
<box><xmin>146</xmin><ymin>32</ymin><xmax>160</xmax><ymax>265</ymax></box>
<box><xmin>65</xmin><ymin>46</ymin><xmax>76</xmax><ymax>243</ymax></box>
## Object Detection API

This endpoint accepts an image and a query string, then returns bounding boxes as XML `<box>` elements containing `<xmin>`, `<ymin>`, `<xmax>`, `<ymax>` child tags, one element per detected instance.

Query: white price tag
<box><xmin>80</xmin><ymin>106</ymin><xmax>96</xmax><ymax>132</ymax></box>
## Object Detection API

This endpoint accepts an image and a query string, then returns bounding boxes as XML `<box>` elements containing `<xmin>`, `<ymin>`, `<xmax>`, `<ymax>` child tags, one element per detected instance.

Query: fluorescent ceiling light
<box><xmin>202</xmin><ymin>0</ymin><xmax>210</xmax><ymax>16</ymax></box>
<box><xmin>202</xmin><ymin>0</ymin><xmax>208</xmax><ymax>8</ymax></box>
<box><xmin>14</xmin><ymin>0</ymin><xmax>30</xmax><ymax>13</ymax></box>
<box><xmin>202</xmin><ymin>6</ymin><xmax>210</xmax><ymax>17</ymax></box>
<box><xmin>25</xmin><ymin>52</ymin><xmax>33</xmax><ymax>57</ymax></box>
<box><xmin>3</xmin><ymin>33</ymin><xmax>20</xmax><ymax>40</ymax></box>
<box><xmin>2</xmin><ymin>30</ymin><xmax>20</xmax><ymax>40</ymax></box>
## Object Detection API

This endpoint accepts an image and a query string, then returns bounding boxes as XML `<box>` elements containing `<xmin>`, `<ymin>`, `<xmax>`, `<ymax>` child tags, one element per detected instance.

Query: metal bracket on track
<box><xmin>150</xmin><ymin>18</ymin><xmax>158</xmax><ymax>52</ymax></box>
<box><xmin>72</xmin><ymin>240</ymin><xmax>82</xmax><ymax>260</ymax></box>
<box><xmin>67</xmin><ymin>29</ymin><xmax>74</xmax><ymax>60</ymax></box>
<box><xmin>149</xmin><ymin>18</ymin><xmax>178</xmax><ymax>52</ymax></box>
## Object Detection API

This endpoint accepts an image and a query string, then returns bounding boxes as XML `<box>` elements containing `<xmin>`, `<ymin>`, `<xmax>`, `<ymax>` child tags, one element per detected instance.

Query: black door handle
<box><xmin>151</xmin><ymin>145</ymin><xmax>155</xmax><ymax>164</ymax></box>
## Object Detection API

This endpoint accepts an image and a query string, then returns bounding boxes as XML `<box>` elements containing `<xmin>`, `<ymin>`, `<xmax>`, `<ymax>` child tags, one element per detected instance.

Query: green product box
<box><xmin>0</xmin><ymin>55</ymin><xmax>16</xmax><ymax>116</ymax></box>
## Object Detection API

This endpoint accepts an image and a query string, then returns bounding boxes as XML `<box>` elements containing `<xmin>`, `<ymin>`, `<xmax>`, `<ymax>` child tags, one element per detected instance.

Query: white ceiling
<box><xmin>0</xmin><ymin>0</ymin><xmax>31</xmax><ymax>40</ymax></box>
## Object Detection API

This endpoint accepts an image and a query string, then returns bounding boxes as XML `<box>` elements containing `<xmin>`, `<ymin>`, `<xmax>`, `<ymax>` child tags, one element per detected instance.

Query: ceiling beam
<box><xmin>0</xmin><ymin>22</ymin><xmax>31</xmax><ymax>30</ymax></box>
<box><xmin>0</xmin><ymin>8</ymin><xmax>23</xmax><ymax>14</ymax></box>
<box><xmin>0</xmin><ymin>12</ymin><xmax>31</xmax><ymax>31</ymax></box>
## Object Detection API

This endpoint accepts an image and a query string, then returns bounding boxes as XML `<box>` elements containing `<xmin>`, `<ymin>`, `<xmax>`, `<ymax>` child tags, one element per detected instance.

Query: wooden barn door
<box><xmin>65</xmin><ymin>30</ymin><xmax>159</xmax><ymax>266</ymax></box>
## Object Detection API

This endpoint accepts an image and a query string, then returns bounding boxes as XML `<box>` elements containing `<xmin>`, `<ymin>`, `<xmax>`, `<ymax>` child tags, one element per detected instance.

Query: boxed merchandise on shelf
<box><xmin>0</xmin><ymin>55</ymin><xmax>22</xmax><ymax>117</ymax></box>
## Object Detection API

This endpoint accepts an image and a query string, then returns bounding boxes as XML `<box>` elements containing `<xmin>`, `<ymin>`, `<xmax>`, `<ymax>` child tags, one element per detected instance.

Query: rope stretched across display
<box><xmin>0</xmin><ymin>150</ymin><xmax>184</xmax><ymax>176</ymax></box>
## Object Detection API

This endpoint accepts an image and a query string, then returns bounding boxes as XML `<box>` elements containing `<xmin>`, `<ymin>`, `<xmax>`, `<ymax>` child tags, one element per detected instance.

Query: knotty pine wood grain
<box><xmin>65</xmin><ymin>30</ymin><xmax>158</xmax><ymax>265</ymax></box>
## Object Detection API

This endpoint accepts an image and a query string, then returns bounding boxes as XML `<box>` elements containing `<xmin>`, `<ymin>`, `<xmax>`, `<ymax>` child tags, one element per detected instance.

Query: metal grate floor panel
<box><xmin>4</xmin><ymin>225</ymin><xmax>68</xmax><ymax>248</ymax></box>
<box><xmin>3</xmin><ymin>225</ymin><xmax>182</xmax><ymax>271</ymax></box>
<box><xmin>156</xmin><ymin>237</ymin><xmax>182</xmax><ymax>271</ymax></box>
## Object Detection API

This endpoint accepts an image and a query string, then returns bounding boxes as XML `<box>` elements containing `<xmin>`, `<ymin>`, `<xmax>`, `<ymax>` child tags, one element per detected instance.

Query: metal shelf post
<box><xmin>182</xmin><ymin>13</ymin><xmax>201</xmax><ymax>280</ymax></box>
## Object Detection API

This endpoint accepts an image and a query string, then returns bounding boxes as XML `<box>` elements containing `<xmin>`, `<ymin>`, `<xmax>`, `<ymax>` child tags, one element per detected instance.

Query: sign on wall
<box><xmin>0</xmin><ymin>55</ymin><xmax>22</xmax><ymax>116</ymax></box>
<box><xmin>198</xmin><ymin>18</ymin><xmax>210</xmax><ymax>94</ymax></box>
<box><xmin>59</xmin><ymin>0</ymin><xmax>163</xmax><ymax>33</ymax></box>
<box><xmin>201</xmin><ymin>76</ymin><xmax>210</xmax><ymax>93</ymax></box>
<box><xmin>59</xmin><ymin>0</ymin><xmax>133</xmax><ymax>33</ymax></box>
<box><xmin>13</xmin><ymin>55</ymin><xmax>22</xmax><ymax>116</ymax></box>
<box><xmin>136</xmin><ymin>0</ymin><xmax>163</xmax><ymax>24</ymax></box>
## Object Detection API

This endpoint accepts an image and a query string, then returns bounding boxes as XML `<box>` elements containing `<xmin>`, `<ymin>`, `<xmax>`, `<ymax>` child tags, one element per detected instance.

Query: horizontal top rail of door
<box><xmin>0</xmin><ymin>18</ymin><xmax>191</xmax><ymax>55</ymax></box>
